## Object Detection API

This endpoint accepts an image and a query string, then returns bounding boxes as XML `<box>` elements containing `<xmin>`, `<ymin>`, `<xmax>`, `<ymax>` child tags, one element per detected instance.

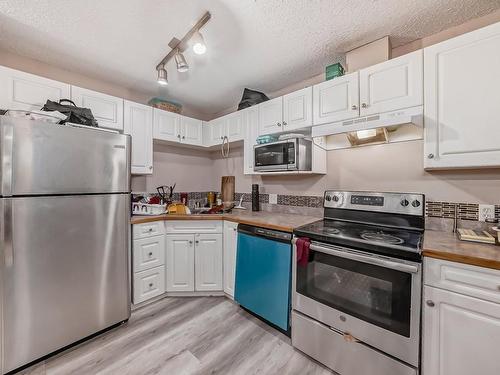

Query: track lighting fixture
<box><xmin>157</xmin><ymin>66</ymin><xmax>168</xmax><ymax>85</ymax></box>
<box><xmin>155</xmin><ymin>11</ymin><xmax>211</xmax><ymax>85</ymax></box>
<box><xmin>174</xmin><ymin>50</ymin><xmax>189</xmax><ymax>72</ymax></box>
<box><xmin>191</xmin><ymin>31</ymin><xmax>207</xmax><ymax>55</ymax></box>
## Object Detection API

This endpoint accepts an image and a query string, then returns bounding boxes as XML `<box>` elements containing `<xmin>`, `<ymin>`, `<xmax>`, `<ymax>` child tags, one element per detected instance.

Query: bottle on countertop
<box><xmin>252</xmin><ymin>184</ymin><xmax>260</xmax><ymax>212</ymax></box>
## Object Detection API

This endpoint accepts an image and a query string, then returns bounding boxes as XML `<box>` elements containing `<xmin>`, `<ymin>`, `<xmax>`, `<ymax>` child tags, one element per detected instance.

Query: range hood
<box><xmin>311</xmin><ymin>106</ymin><xmax>423</xmax><ymax>138</ymax></box>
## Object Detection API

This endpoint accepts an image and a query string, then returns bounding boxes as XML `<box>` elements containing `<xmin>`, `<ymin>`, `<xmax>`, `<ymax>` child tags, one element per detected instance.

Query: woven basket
<box><xmin>148</xmin><ymin>98</ymin><xmax>182</xmax><ymax>114</ymax></box>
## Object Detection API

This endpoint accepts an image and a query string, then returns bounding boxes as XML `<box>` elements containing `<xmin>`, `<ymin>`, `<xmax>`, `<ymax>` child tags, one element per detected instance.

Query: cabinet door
<box><xmin>243</xmin><ymin>106</ymin><xmax>259</xmax><ymax>175</ymax></box>
<box><xmin>223</xmin><ymin>221</ymin><xmax>238</xmax><ymax>297</ymax></box>
<box><xmin>180</xmin><ymin>116</ymin><xmax>203</xmax><ymax>145</ymax></box>
<box><xmin>194</xmin><ymin>233</ymin><xmax>223</xmax><ymax>291</ymax></box>
<box><xmin>313</xmin><ymin>72</ymin><xmax>359</xmax><ymax>125</ymax></box>
<box><xmin>424</xmin><ymin>22</ymin><xmax>500</xmax><ymax>169</ymax></box>
<box><xmin>123</xmin><ymin>101</ymin><xmax>153</xmax><ymax>174</ymax></box>
<box><xmin>423</xmin><ymin>286</ymin><xmax>500</xmax><ymax>375</ymax></box>
<box><xmin>226</xmin><ymin>111</ymin><xmax>244</xmax><ymax>141</ymax></box>
<box><xmin>258</xmin><ymin>96</ymin><xmax>283</xmax><ymax>135</ymax></box>
<box><xmin>166</xmin><ymin>234</ymin><xmax>195</xmax><ymax>292</ymax></box>
<box><xmin>153</xmin><ymin>109</ymin><xmax>180</xmax><ymax>142</ymax></box>
<box><xmin>71</xmin><ymin>86</ymin><xmax>124</xmax><ymax>131</ymax></box>
<box><xmin>206</xmin><ymin>117</ymin><xmax>225</xmax><ymax>146</ymax></box>
<box><xmin>0</xmin><ymin>66</ymin><xmax>70</xmax><ymax>112</ymax></box>
<box><xmin>359</xmin><ymin>50</ymin><xmax>423</xmax><ymax>116</ymax></box>
<box><xmin>283</xmin><ymin>87</ymin><xmax>312</xmax><ymax>131</ymax></box>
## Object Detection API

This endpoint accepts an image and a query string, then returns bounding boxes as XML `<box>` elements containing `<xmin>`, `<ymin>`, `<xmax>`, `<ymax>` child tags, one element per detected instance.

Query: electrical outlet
<box><xmin>269</xmin><ymin>194</ymin><xmax>278</xmax><ymax>205</ymax></box>
<box><xmin>479</xmin><ymin>204</ymin><xmax>495</xmax><ymax>222</ymax></box>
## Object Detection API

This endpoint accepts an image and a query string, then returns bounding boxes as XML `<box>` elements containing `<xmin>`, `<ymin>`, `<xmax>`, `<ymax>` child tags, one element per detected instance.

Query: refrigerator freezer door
<box><xmin>1</xmin><ymin>194</ymin><xmax>130</xmax><ymax>373</ymax></box>
<box><xmin>0</xmin><ymin>116</ymin><xmax>130</xmax><ymax>196</ymax></box>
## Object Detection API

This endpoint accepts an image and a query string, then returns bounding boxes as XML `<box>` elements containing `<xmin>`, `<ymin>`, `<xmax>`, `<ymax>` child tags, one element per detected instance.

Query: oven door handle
<box><xmin>309</xmin><ymin>243</ymin><xmax>419</xmax><ymax>274</ymax></box>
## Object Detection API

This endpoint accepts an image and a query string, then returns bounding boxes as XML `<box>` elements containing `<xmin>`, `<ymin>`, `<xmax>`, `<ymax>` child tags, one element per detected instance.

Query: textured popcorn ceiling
<box><xmin>1</xmin><ymin>0</ymin><xmax>499</xmax><ymax>118</ymax></box>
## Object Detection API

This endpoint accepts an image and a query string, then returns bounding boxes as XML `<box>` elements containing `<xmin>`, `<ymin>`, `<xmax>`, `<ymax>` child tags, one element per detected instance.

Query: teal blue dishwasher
<box><xmin>234</xmin><ymin>224</ymin><xmax>293</xmax><ymax>332</ymax></box>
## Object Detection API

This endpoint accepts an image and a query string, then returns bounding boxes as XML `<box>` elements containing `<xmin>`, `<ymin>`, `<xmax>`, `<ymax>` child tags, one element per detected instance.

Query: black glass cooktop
<box><xmin>294</xmin><ymin>219</ymin><xmax>424</xmax><ymax>261</ymax></box>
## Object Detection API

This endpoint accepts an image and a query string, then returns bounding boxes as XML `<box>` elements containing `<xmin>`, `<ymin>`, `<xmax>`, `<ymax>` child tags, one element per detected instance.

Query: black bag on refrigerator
<box><xmin>41</xmin><ymin>99</ymin><xmax>99</xmax><ymax>127</ymax></box>
<box><xmin>237</xmin><ymin>88</ymin><xmax>269</xmax><ymax>110</ymax></box>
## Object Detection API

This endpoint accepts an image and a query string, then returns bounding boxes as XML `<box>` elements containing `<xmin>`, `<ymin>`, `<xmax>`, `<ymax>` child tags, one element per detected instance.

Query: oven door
<box><xmin>293</xmin><ymin>241</ymin><xmax>421</xmax><ymax>366</ymax></box>
<box><xmin>254</xmin><ymin>140</ymin><xmax>296</xmax><ymax>171</ymax></box>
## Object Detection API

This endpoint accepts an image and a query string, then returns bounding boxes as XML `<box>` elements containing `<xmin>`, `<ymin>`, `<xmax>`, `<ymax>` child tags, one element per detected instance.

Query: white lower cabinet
<box><xmin>133</xmin><ymin>266</ymin><xmax>166</xmax><ymax>304</ymax></box>
<box><xmin>423</xmin><ymin>258</ymin><xmax>500</xmax><ymax>375</ymax></box>
<box><xmin>194</xmin><ymin>234</ymin><xmax>223</xmax><ymax>291</ymax></box>
<box><xmin>223</xmin><ymin>221</ymin><xmax>238</xmax><ymax>297</ymax></box>
<box><xmin>166</xmin><ymin>234</ymin><xmax>195</xmax><ymax>292</ymax></box>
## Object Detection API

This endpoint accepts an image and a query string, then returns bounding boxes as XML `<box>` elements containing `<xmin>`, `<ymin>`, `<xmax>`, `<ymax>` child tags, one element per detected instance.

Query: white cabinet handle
<box><xmin>427</xmin><ymin>153</ymin><xmax>435</xmax><ymax>159</ymax></box>
<box><xmin>149</xmin><ymin>166</ymin><xmax>153</xmax><ymax>170</ymax></box>
<box><xmin>426</xmin><ymin>300</ymin><xmax>435</xmax><ymax>307</ymax></box>
<box><xmin>189</xmin><ymin>240</ymin><xmax>193</xmax><ymax>245</ymax></box>
<box><xmin>361</xmin><ymin>103</ymin><xmax>368</xmax><ymax>108</ymax></box>
<box><xmin>351</xmin><ymin>105</ymin><xmax>357</xmax><ymax>110</ymax></box>
<box><xmin>277</xmin><ymin>122</ymin><xmax>282</xmax><ymax>127</ymax></box>
<box><xmin>177</xmin><ymin>134</ymin><xmax>181</xmax><ymax>139</ymax></box>
<box><xmin>282</xmin><ymin>121</ymin><xmax>287</xmax><ymax>126</ymax></box>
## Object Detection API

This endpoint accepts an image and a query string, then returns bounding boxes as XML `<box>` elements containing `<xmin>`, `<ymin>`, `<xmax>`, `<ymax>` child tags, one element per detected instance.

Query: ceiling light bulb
<box><xmin>157</xmin><ymin>66</ymin><xmax>168</xmax><ymax>85</ymax></box>
<box><xmin>192</xmin><ymin>31</ymin><xmax>207</xmax><ymax>55</ymax></box>
<box><xmin>356</xmin><ymin>129</ymin><xmax>377</xmax><ymax>139</ymax></box>
<box><xmin>174</xmin><ymin>50</ymin><xmax>189</xmax><ymax>73</ymax></box>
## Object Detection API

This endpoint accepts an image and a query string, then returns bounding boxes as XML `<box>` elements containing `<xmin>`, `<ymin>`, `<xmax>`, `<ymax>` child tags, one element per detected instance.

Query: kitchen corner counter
<box><xmin>131</xmin><ymin>211</ymin><xmax>321</xmax><ymax>233</ymax></box>
<box><xmin>423</xmin><ymin>230</ymin><xmax>500</xmax><ymax>270</ymax></box>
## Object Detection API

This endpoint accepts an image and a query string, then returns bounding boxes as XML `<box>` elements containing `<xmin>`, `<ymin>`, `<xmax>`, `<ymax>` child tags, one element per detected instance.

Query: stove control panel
<box><xmin>324</xmin><ymin>190</ymin><xmax>424</xmax><ymax>216</ymax></box>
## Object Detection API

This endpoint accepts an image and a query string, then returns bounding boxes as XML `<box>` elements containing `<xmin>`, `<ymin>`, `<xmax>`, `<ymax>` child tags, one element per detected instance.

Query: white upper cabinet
<box><xmin>153</xmin><ymin>110</ymin><xmax>202</xmax><ymax>146</ymax></box>
<box><xmin>207</xmin><ymin>117</ymin><xmax>225</xmax><ymax>145</ymax></box>
<box><xmin>153</xmin><ymin>108</ymin><xmax>179</xmax><ymax>142</ymax></box>
<box><xmin>359</xmin><ymin>50</ymin><xmax>423</xmax><ymax>116</ymax></box>
<box><xmin>226</xmin><ymin>111</ymin><xmax>244</xmax><ymax>141</ymax></box>
<box><xmin>71</xmin><ymin>86</ymin><xmax>124</xmax><ymax>131</ymax></box>
<box><xmin>258</xmin><ymin>96</ymin><xmax>283</xmax><ymax>135</ymax></box>
<box><xmin>0</xmin><ymin>66</ymin><xmax>70</xmax><ymax>112</ymax></box>
<box><xmin>123</xmin><ymin>101</ymin><xmax>153</xmax><ymax>175</ymax></box>
<box><xmin>243</xmin><ymin>106</ymin><xmax>259</xmax><ymax>175</ymax></box>
<box><xmin>424</xmin><ymin>22</ymin><xmax>500</xmax><ymax>169</ymax></box>
<box><xmin>283</xmin><ymin>87</ymin><xmax>313</xmax><ymax>131</ymax></box>
<box><xmin>180</xmin><ymin>115</ymin><xmax>203</xmax><ymax>146</ymax></box>
<box><xmin>313</xmin><ymin>72</ymin><xmax>359</xmax><ymax>125</ymax></box>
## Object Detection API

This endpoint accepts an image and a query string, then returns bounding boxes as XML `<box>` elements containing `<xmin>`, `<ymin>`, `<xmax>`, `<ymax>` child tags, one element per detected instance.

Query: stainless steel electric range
<box><xmin>291</xmin><ymin>191</ymin><xmax>425</xmax><ymax>375</ymax></box>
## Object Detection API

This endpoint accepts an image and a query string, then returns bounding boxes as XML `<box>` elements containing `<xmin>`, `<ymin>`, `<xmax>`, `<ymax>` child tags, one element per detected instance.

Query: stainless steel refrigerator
<box><xmin>0</xmin><ymin>116</ymin><xmax>131</xmax><ymax>373</ymax></box>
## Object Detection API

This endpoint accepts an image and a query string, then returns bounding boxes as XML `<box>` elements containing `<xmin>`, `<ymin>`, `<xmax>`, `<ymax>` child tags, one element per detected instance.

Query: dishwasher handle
<box><xmin>238</xmin><ymin>223</ymin><xmax>292</xmax><ymax>243</ymax></box>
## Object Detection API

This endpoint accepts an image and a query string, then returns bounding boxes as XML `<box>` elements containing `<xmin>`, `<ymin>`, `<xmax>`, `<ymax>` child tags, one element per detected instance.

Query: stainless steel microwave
<box><xmin>254</xmin><ymin>138</ymin><xmax>312</xmax><ymax>172</ymax></box>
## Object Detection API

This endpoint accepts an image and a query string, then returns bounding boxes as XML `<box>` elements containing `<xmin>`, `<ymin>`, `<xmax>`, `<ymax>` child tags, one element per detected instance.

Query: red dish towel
<box><xmin>296</xmin><ymin>237</ymin><xmax>311</xmax><ymax>267</ymax></box>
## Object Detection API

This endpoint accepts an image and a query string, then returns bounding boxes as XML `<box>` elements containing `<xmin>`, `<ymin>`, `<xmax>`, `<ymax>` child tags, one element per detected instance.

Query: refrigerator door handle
<box><xmin>3</xmin><ymin>199</ymin><xmax>13</xmax><ymax>267</ymax></box>
<box><xmin>1</xmin><ymin>119</ymin><xmax>14</xmax><ymax>196</ymax></box>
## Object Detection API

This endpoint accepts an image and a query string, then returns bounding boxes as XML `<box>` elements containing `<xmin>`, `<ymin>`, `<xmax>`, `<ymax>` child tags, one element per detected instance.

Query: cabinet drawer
<box><xmin>133</xmin><ymin>235</ymin><xmax>165</xmax><ymax>272</ymax></box>
<box><xmin>133</xmin><ymin>266</ymin><xmax>165</xmax><ymax>304</ymax></box>
<box><xmin>424</xmin><ymin>258</ymin><xmax>500</xmax><ymax>304</ymax></box>
<box><xmin>166</xmin><ymin>220</ymin><xmax>222</xmax><ymax>234</ymax></box>
<box><xmin>291</xmin><ymin>311</ymin><xmax>416</xmax><ymax>375</ymax></box>
<box><xmin>133</xmin><ymin>221</ymin><xmax>165</xmax><ymax>239</ymax></box>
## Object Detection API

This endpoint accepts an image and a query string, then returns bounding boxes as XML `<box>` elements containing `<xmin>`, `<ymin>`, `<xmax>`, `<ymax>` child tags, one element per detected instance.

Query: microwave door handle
<box><xmin>309</xmin><ymin>243</ymin><xmax>419</xmax><ymax>274</ymax></box>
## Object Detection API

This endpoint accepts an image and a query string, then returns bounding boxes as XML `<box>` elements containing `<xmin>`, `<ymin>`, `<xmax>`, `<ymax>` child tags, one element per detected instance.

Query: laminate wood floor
<box><xmin>20</xmin><ymin>297</ymin><xmax>333</xmax><ymax>375</ymax></box>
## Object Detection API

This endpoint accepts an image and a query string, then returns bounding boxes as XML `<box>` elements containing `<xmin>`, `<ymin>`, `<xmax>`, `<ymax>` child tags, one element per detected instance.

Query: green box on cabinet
<box><xmin>325</xmin><ymin>63</ymin><xmax>345</xmax><ymax>80</ymax></box>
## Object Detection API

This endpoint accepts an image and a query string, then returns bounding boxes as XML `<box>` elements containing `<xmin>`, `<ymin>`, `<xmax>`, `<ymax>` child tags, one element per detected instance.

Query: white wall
<box><xmin>210</xmin><ymin>141</ymin><xmax>500</xmax><ymax>204</ymax></box>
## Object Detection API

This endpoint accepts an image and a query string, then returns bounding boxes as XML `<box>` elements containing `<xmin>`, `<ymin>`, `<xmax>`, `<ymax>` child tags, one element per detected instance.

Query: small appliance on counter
<box><xmin>252</xmin><ymin>184</ymin><xmax>260</xmax><ymax>211</ymax></box>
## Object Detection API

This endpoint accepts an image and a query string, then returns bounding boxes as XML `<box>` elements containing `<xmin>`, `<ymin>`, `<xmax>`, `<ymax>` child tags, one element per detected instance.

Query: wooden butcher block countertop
<box><xmin>423</xmin><ymin>230</ymin><xmax>500</xmax><ymax>270</ymax></box>
<box><xmin>131</xmin><ymin>210</ymin><xmax>321</xmax><ymax>233</ymax></box>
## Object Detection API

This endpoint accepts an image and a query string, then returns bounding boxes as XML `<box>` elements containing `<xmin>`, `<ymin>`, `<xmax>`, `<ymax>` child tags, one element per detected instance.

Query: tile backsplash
<box><xmin>133</xmin><ymin>191</ymin><xmax>500</xmax><ymax>221</ymax></box>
